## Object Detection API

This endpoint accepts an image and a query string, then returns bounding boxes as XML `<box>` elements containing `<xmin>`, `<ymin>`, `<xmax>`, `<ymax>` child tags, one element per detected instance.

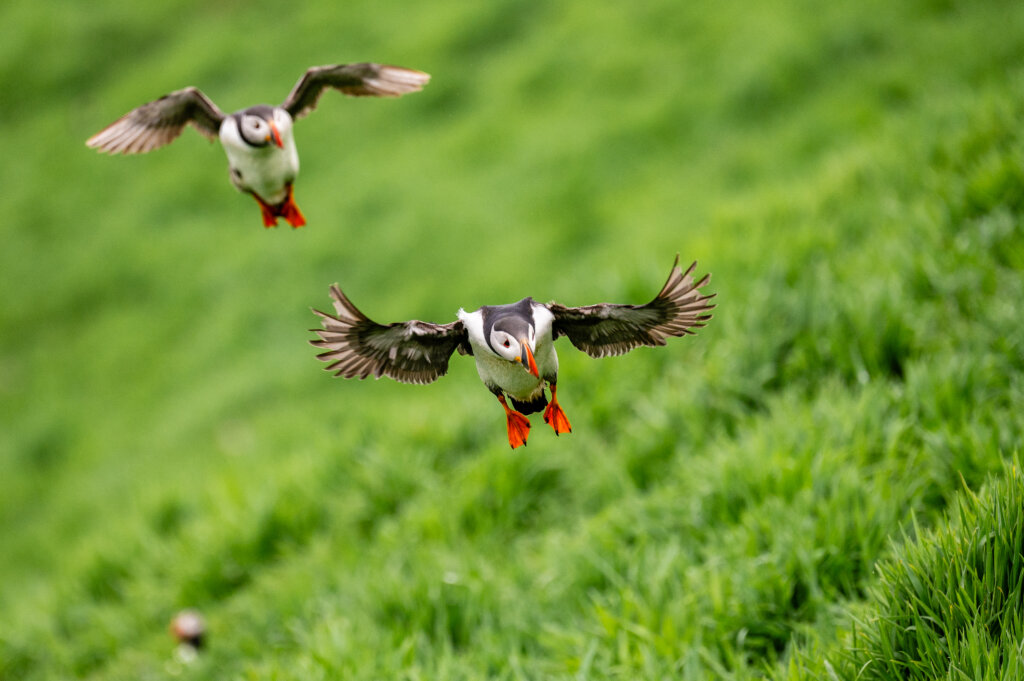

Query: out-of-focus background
<box><xmin>2</xmin><ymin>0</ymin><xmax>1024</xmax><ymax>678</ymax></box>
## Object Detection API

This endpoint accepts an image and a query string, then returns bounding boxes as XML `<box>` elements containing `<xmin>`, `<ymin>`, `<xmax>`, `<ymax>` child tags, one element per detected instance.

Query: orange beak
<box><xmin>519</xmin><ymin>339</ymin><xmax>540</xmax><ymax>378</ymax></box>
<box><xmin>268</xmin><ymin>121</ymin><xmax>284</xmax><ymax>148</ymax></box>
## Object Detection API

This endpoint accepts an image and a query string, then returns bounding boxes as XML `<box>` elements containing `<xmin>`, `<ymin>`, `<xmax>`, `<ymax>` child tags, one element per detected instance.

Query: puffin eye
<box><xmin>503</xmin><ymin>340</ymin><xmax>510</xmax><ymax>348</ymax></box>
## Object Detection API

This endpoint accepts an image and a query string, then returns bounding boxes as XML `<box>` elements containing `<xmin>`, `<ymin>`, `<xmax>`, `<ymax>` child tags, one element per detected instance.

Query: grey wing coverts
<box><xmin>311</xmin><ymin>285</ymin><xmax>469</xmax><ymax>385</ymax></box>
<box><xmin>86</xmin><ymin>87</ymin><xmax>226</xmax><ymax>154</ymax></box>
<box><xmin>282</xmin><ymin>63</ymin><xmax>431</xmax><ymax>120</ymax></box>
<box><xmin>549</xmin><ymin>257</ymin><xmax>715</xmax><ymax>358</ymax></box>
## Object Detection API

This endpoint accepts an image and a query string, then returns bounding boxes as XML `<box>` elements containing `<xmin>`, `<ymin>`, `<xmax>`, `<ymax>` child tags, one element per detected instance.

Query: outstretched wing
<box><xmin>548</xmin><ymin>256</ymin><xmax>715</xmax><ymax>358</ymax></box>
<box><xmin>281</xmin><ymin>63</ymin><xmax>430</xmax><ymax>120</ymax></box>
<box><xmin>310</xmin><ymin>285</ymin><xmax>469</xmax><ymax>385</ymax></box>
<box><xmin>86</xmin><ymin>87</ymin><xmax>225</xmax><ymax>154</ymax></box>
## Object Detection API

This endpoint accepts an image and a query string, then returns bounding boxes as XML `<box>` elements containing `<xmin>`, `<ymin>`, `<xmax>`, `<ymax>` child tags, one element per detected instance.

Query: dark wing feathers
<box><xmin>282</xmin><ymin>63</ymin><xmax>430</xmax><ymax>119</ymax></box>
<box><xmin>86</xmin><ymin>87</ymin><xmax>225</xmax><ymax>154</ymax></box>
<box><xmin>310</xmin><ymin>285</ymin><xmax>467</xmax><ymax>385</ymax></box>
<box><xmin>548</xmin><ymin>256</ymin><xmax>715</xmax><ymax>358</ymax></box>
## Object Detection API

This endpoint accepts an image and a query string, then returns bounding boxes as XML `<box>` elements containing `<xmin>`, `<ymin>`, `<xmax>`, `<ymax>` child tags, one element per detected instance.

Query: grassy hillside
<box><xmin>2</xmin><ymin>0</ymin><xmax>1023</xmax><ymax>678</ymax></box>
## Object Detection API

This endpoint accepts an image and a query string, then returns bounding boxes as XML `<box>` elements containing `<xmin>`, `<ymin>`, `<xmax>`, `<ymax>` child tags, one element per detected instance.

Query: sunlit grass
<box><xmin>1</xmin><ymin>0</ymin><xmax>1023</xmax><ymax>679</ymax></box>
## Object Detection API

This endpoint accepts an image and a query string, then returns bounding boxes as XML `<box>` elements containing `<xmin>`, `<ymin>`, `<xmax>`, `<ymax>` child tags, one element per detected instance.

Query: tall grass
<box><xmin>782</xmin><ymin>457</ymin><xmax>1024</xmax><ymax>680</ymax></box>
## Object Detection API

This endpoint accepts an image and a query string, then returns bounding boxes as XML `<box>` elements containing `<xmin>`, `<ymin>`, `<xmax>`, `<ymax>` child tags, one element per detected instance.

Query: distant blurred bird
<box><xmin>170</xmin><ymin>609</ymin><xmax>206</xmax><ymax>650</ymax></box>
<box><xmin>86</xmin><ymin>63</ymin><xmax>430</xmax><ymax>228</ymax></box>
<box><xmin>311</xmin><ymin>256</ymin><xmax>715</xmax><ymax>448</ymax></box>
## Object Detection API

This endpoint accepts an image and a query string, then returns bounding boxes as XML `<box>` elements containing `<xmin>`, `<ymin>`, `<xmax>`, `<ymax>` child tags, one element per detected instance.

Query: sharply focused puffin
<box><xmin>310</xmin><ymin>257</ymin><xmax>715</xmax><ymax>448</ymax></box>
<box><xmin>86</xmin><ymin>63</ymin><xmax>430</xmax><ymax>228</ymax></box>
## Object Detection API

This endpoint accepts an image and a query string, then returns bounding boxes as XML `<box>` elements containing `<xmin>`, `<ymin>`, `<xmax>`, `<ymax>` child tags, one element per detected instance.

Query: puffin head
<box><xmin>236</xmin><ymin>105</ymin><xmax>288</xmax><ymax>148</ymax></box>
<box><xmin>488</xmin><ymin>308</ymin><xmax>540</xmax><ymax>378</ymax></box>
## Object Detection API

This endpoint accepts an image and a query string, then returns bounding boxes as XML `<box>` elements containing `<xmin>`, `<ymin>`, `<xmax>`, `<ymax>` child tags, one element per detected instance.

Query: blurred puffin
<box><xmin>86</xmin><ymin>63</ymin><xmax>429</xmax><ymax>228</ymax></box>
<box><xmin>170</xmin><ymin>609</ymin><xmax>206</xmax><ymax>650</ymax></box>
<box><xmin>311</xmin><ymin>256</ymin><xmax>715</xmax><ymax>448</ymax></box>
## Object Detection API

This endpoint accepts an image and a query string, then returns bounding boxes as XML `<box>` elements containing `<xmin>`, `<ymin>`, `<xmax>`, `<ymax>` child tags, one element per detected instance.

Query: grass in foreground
<box><xmin>782</xmin><ymin>457</ymin><xmax>1024</xmax><ymax>680</ymax></box>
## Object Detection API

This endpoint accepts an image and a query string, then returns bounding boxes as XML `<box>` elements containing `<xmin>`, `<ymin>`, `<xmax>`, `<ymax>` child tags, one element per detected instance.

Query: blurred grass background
<box><xmin>2</xmin><ymin>0</ymin><xmax>1024</xmax><ymax>678</ymax></box>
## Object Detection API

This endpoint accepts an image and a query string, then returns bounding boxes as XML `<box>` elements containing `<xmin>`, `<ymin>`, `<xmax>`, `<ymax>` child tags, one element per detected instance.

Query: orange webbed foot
<box><xmin>281</xmin><ymin>184</ymin><xmax>306</xmax><ymax>228</ymax></box>
<box><xmin>252</xmin><ymin>194</ymin><xmax>279</xmax><ymax>228</ymax></box>
<box><xmin>542</xmin><ymin>385</ymin><xmax>572</xmax><ymax>436</ymax></box>
<box><xmin>498</xmin><ymin>395</ymin><xmax>531</xmax><ymax>449</ymax></box>
<box><xmin>506</xmin><ymin>410</ymin><xmax>531</xmax><ymax>449</ymax></box>
<box><xmin>543</xmin><ymin>401</ymin><xmax>572</xmax><ymax>435</ymax></box>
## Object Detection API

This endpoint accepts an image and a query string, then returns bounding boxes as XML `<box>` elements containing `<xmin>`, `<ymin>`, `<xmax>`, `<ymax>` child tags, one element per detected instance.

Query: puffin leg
<box><xmin>280</xmin><ymin>183</ymin><xmax>306</xmax><ymax>229</ymax></box>
<box><xmin>542</xmin><ymin>383</ymin><xmax>572</xmax><ymax>435</ymax></box>
<box><xmin>251</xmin><ymin>193</ymin><xmax>279</xmax><ymax>228</ymax></box>
<box><xmin>498</xmin><ymin>394</ymin><xmax>531</xmax><ymax>449</ymax></box>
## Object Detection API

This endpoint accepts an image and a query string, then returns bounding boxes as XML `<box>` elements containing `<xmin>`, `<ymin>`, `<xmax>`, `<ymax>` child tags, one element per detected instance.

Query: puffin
<box><xmin>170</xmin><ymin>610</ymin><xmax>206</xmax><ymax>650</ymax></box>
<box><xmin>86</xmin><ymin>62</ymin><xmax>430</xmax><ymax>228</ymax></box>
<box><xmin>310</xmin><ymin>256</ymin><xmax>715</xmax><ymax>449</ymax></box>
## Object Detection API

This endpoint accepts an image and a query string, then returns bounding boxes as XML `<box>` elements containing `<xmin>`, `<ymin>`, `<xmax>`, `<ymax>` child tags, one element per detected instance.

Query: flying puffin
<box><xmin>310</xmin><ymin>256</ymin><xmax>715</xmax><ymax>449</ymax></box>
<box><xmin>86</xmin><ymin>62</ymin><xmax>430</xmax><ymax>228</ymax></box>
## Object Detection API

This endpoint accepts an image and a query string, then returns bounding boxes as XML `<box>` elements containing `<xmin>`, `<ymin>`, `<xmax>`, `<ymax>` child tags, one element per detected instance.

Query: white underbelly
<box><xmin>475</xmin><ymin>353</ymin><xmax>544</xmax><ymax>400</ymax></box>
<box><xmin>228</xmin><ymin>147</ymin><xmax>298</xmax><ymax>204</ymax></box>
<box><xmin>220</xmin><ymin>121</ymin><xmax>300</xmax><ymax>205</ymax></box>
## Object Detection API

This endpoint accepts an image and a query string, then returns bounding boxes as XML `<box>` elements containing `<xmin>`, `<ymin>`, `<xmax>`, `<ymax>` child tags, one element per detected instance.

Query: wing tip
<box><xmin>85</xmin><ymin>128</ymin><xmax>122</xmax><ymax>154</ymax></box>
<box><xmin>380</xmin><ymin>64</ymin><xmax>431</xmax><ymax>82</ymax></box>
<box><xmin>326</xmin><ymin>283</ymin><xmax>367</xmax><ymax>319</ymax></box>
<box><xmin>362</xmin><ymin>64</ymin><xmax>430</xmax><ymax>97</ymax></box>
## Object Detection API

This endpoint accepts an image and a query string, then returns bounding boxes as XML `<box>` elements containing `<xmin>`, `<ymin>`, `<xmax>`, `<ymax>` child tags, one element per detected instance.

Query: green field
<box><xmin>3</xmin><ymin>0</ymin><xmax>1024</xmax><ymax>678</ymax></box>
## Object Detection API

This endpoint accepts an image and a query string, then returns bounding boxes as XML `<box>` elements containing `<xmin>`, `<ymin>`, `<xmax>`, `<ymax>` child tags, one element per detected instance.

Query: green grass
<box><xmin>781</xmin><ymin>458</ymin><xmax>1024</xmax><ymax>680</ymax></box>
<box><xmin>2</xmin><ymin>0</ymin><xmax>1024</xmax><ymax>678</ymax></box>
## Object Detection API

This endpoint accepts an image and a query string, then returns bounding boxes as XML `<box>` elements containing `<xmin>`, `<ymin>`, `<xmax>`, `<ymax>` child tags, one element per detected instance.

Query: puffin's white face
<box><xmin>238</xmin><ymin>109</ymin><xmax>291</xmax><ymax>148</ymax></box>
<box><xmin>489</xmin><ymin>325</ymin><xmax>535</xmax><ymax>364</ymax></box>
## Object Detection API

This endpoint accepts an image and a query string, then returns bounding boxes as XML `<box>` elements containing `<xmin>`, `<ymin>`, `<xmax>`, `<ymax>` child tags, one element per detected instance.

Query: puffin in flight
<box><xmin>310</xmin><ymin>256</ymin><xmax>715</xmax><ymax>449</ymax></box>
<box><xmin>86</xmin><ymin>62</ymin><xmax>429</xmax><ymax>228</ymax></box>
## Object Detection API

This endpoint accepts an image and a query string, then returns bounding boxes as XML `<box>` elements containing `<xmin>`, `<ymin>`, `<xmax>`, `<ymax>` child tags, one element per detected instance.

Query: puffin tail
<box><xmin>510</xmin><ymin>390</ymin><xmax>548</xmax><ymax>415</ymax></box>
